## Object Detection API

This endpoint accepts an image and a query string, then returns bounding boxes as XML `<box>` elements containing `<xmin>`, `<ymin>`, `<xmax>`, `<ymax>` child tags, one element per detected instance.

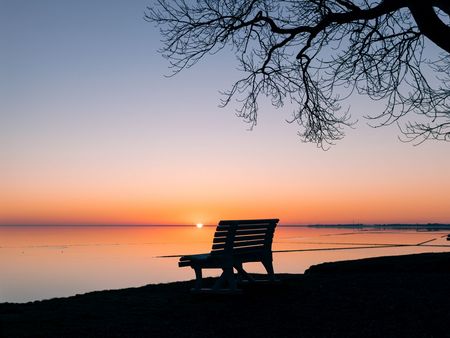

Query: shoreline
<box><xmin>1</xmin><ymin>252</ymin><xmax>450</xmax><ymax>337</ymax></box>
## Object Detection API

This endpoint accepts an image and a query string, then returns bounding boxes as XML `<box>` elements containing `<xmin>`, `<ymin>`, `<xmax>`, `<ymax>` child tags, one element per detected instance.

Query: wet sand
<box><xmin>1</xmin><ymin>252</ymin><xmax>450</xmax><ymax>337</ymax></box>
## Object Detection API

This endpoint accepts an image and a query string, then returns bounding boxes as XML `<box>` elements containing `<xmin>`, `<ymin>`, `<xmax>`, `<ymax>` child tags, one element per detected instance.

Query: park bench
<box><xmin>179</xmin><ymin>218</ymin><xmax>279</xmax><ymax>293</ymax></box>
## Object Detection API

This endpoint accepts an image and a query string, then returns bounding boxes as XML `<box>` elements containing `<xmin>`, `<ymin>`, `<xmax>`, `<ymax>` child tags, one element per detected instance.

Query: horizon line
<box><xmin>1</xmin><ymin>223</ymin><xmax>449</xmax><ymax>227</ymax></box>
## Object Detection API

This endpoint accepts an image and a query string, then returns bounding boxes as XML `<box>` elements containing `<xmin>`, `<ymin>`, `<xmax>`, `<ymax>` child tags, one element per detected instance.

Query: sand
<box><xmin>1</xmin><ymin>252</ymin><xmax>450</xmax><ymax>337</ymax></box>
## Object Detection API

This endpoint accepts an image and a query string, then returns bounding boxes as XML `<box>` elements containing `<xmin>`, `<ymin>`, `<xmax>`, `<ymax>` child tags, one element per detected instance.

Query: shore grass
<box><xmin>1</xmin><ymin>252</ymin><xmax>450</xmax><ymax>337</ymax></box>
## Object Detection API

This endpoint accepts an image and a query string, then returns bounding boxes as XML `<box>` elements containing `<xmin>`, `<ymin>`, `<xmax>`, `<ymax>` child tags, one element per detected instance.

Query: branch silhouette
<box><xmin>147</xmin><ymin>0</ymin><xmax>450</xmax><ymax>147</ymax></box>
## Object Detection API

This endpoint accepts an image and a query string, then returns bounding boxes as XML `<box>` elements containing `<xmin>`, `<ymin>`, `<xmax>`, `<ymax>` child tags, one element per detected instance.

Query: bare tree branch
<box><xmin>146</xmin><ymin>0</ymin><xmax>450</xmax><ymax>147</ymax></box>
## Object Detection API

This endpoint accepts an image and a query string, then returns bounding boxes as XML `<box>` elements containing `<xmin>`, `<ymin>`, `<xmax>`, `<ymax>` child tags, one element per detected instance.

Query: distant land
<box><xmin>305</xmin><ymin>223</ymin><xmax>450</xmax><ymax>230</ymax></box>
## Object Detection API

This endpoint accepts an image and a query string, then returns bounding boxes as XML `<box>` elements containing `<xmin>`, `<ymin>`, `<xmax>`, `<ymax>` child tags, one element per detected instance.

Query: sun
<box><xmin>196</xmin><ymin>223</ymin><xmax>204</xmax><ymax>229</ymax></box>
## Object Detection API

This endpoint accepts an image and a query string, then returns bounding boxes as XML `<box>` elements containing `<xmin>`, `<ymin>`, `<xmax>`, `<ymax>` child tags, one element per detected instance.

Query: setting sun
<box><xmin>196</xmin><ymin>223</ymin><xmax>203</xmax><ymax>228</ymax></box>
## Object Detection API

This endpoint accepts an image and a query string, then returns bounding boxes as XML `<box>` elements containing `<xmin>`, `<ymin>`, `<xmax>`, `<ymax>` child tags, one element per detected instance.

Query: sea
<box><xmin>1</xmin><ymin>225</ymin><xmax>449</xmax><ymax>303</ymax></box>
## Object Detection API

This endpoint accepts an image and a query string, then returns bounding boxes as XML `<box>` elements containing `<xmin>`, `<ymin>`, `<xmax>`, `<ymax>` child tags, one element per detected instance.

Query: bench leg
<box><xmin>234</xmin><ymin>263</ymin><xmax>255</xmax><ymax>283</ymax></box>
<box><xmin>212</xmin><ymin>267</ymin><xmax>237</xmax><ymax>291</ymax></box>
<box><xmin>225</xmin><ymin>268</ymin><xmax>237</xmax><ymax>290</ymax></box>
<box><xmin>193</xmin><ymin>267</ymin><xmax>203</xmax><ymax>290</ymax></box>
<box><xmin>262</xmin><ymin>259</ymin><xmax>276</xmax><ymax>281</ymax></box>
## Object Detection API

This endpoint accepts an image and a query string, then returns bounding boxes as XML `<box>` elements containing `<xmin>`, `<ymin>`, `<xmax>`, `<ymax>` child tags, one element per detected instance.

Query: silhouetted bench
<box><xmin>179</xmin><ymin>219</ymin><xmax>279</xmax><ymax>293</ymax></box>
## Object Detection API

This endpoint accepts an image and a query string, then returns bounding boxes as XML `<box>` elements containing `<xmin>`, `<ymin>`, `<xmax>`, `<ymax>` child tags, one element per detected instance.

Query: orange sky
<box><xmin>2</xmin><ymin>131</ymin><xmax>450</xmax><ymax>225</ymax></box>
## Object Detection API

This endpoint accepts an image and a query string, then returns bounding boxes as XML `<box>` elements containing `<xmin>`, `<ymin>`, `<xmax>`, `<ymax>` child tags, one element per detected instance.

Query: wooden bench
<box><xmin>179</xmin><ymin>219</ymin><xmax>279</xmax><ymax>293</ymax></box>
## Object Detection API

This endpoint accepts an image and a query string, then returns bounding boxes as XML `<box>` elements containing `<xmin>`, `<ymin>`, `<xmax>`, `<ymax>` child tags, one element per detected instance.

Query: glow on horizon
<box><xmin>2</xmin><ymin>139</ymin><xmax>450</xmax><ymax>226</ymax></box>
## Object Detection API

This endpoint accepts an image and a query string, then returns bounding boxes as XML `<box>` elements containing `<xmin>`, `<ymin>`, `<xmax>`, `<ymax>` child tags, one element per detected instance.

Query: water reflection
<box><xmin>0</xmin><ymin>226</ymin><xmax>449</xmax><ymax>303</ymax></box>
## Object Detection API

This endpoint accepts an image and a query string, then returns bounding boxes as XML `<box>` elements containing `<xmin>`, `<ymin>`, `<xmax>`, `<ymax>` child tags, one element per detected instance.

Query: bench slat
<box><xmin>211</xmin><ymin>245</ymin><xmax>265</xmax><ymax>255</ymax></box>
<box><xmin>216</xmin><ymin>224</ymin><xmax>273</xmax><ymax>231</ymax></box>
<box><xmin>213</xmin><ymin>229</ymin><xmax>272</xmax><ymax>239</ymax></box>
<box><xmin>212</xmin><ymin>237</ymin><xmax>228</xmax><ymax>244</ymax></box>
<box><xmin>234</xmin><ymin>228</ymin><xmax>271</xmax><ymax>235</ymax></box>
<box><xmin>232</xmin><ymin>246</ymin><xmax>267</xmax><ymax>255</ymax></box>
<box><xmin>212</xmin><ymin>239</ymin><xmax>266</xmax><ymax>250</ymax></box>
<box><xmin>214</xmin><ymin>230</ymin><xmax>232</xmax><ymax>236</ymax></box>
<box><xmin>213</xmin><ymin>234</ymin><xmax>267</xmax><ymax>243</ymax></box>
<box><xmin>213</xmin><ymin>233</ymin><xmax>273</xmax><ymax>244</ymax></box>
<box><xmin>218</xmin><ymin>219</ymin><xmax>279</xmax><ymax>225</ymax></box>
<box><xmin>235</xmin><ymin>233</ymin><xmax>272</xmax><ymax>239</ymax></box>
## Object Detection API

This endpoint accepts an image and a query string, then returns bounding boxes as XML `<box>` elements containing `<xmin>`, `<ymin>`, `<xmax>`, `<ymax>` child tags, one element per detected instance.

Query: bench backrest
<box><xmin>210</xmin><ymin>219</ymin><xmax>279</xmax><ymax>257</ymax></box>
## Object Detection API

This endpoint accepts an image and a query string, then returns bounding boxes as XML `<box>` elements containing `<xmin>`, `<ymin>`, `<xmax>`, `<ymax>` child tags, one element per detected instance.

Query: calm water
<box><xmin>1</xmin><ymin>225</ymin><xmax>449</xmax><ymax>303</ymax></box>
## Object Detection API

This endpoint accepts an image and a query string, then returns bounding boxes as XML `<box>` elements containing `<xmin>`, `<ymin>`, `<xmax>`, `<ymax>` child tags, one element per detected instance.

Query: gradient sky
<box><xmin>1</xmin><ymin>0</ymin><xmax>450</xmax><ymax>225</ymax></box>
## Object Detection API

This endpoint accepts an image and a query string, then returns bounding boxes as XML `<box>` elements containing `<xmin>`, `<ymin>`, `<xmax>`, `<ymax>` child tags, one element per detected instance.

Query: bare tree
<box><xmin>146</xmin><ymin>0</ymin><xmax>450</xmax><ymax>147</ymax></box>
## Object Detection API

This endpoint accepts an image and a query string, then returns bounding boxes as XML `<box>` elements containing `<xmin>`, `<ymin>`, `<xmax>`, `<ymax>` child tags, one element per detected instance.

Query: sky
<box><xmin>1</xmin><ymin>0</ymin><xmax>450</xmax><ymax>226</ymax></box>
